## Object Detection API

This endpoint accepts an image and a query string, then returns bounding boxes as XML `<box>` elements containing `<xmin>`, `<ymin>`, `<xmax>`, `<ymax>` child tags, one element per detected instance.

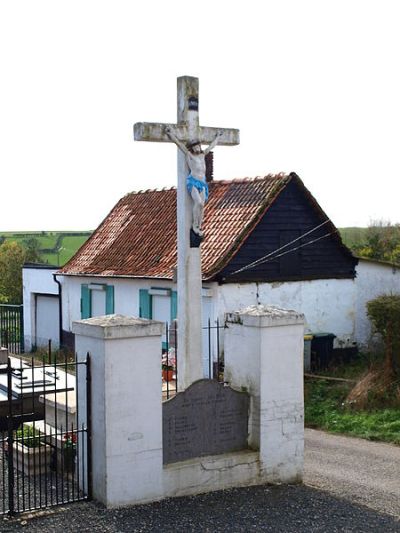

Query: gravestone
<box><xmin>163</xmin><ymin>379</ymin><xmax>249</xmax><ymax>464</ymax></box>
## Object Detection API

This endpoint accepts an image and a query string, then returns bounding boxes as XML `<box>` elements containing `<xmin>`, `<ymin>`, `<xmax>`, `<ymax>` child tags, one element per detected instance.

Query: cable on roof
<box><xmin>229</xmin><ymin>219</ymin><xmax>333</xmax><ymax>276</ymax></box>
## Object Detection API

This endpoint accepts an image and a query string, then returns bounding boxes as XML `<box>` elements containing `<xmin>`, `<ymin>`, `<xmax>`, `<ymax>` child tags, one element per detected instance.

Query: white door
<box><xmin>36</xmin><ymin>295</ymin><xmax>60</xmax><ymax>348</ymax></box>
<box><xmin>91</xmin><ymin>288</ymin><xmax>106</xmax><ymax>317</ymax></box>
<box><xmin>152</xmin><ymin>294</ymin><xmax>170</xmax><ymax>345</ymax></box>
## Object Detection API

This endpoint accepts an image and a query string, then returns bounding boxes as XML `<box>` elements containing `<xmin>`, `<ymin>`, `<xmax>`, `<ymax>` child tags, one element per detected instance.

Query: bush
<box><xmin>15</xmin><ymin>424</ymin><xmax>43</xmax><ymax>448</ymax></box>
<box><xmin>367</xmin><ymin>294</ymin><xmax>400</xmax><ymax>377</ymax></box>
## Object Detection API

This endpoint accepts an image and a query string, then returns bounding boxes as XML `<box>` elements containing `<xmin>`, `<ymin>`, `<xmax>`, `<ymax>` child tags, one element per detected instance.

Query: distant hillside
<box><xmin>338</xmin><ymin>227</ymin><xmax>367</xmax><ymax>249</ymax></box>
<box><xmin>0</xmin><ymin>231</ymin><xmax>92</xmax><ymax>266</ymax></box>
<box><xmin>0</xmin><ymin>227</ymin><xmax>367</xmax><ymax>267</ymax></box>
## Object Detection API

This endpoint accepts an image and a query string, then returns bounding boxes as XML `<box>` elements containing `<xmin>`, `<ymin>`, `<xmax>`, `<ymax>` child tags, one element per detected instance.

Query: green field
<box><xmin>339</xmin><ymin>227</ymin><xmax>368</xmax><ymax>248</ymax></box>
<box><xmin>0</xmin><ymin>231</ymin><xmax>92</xmax><ymax>267</ymax></box>
<box><xmin>0</xmin><ymin>227</ymin><xmax>365</xmax><ymax>268</ymax></box>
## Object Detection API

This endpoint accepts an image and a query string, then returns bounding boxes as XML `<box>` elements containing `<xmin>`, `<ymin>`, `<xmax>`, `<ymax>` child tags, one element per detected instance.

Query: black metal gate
<box><xmin>0</xmin><ymin>353</ymin><xmax>91</xmax><ymax>515</ymax></box>
<box><xmin>0</xmin><ymin>305</ymin><xmax>24</xmax><ymax>355</ymax></box>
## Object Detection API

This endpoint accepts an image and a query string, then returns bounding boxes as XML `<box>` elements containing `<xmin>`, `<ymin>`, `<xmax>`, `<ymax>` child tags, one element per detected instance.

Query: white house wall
<box><xmin>354</xmin><ymin>260</ymin><xmax>400</xmax><ymax>346</ymax></box>
<box><xmin>22</xmin><ymin>267</ymin><xmax>60</xmax><ymax>351</ymax></box>
<box><xmin>59</xmin><ymin>276</ymin><xmax>175</xmax><ymax>331</ymax></box>
<box><xmin>46</xmin><ymin>259</ymin><xmax>400</xmax><ymax>354</ymax></box>
<box><xmin>215</xmin><ymin>279</ymin><xmax>356</xmax><ymax>348</ymax></box>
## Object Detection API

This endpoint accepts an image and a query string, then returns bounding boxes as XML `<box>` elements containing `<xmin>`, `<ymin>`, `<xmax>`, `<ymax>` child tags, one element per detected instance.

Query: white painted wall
<box><xmin>73</xmin><ymin>312</ymin><xmax>303</xmax><ymax>507</ymax></box>
<box><xmin>73</xmin><ymin>315</ymin><xmax>164</xmax><ymax>506</ymax></box>
<box><xmin>52</xmin><ymin>258</ymin><xmax>400</xmax><ymax>355</ymax></box>
<box><xmin>215</xmin><ymin>278</ymin><xmax>356</xmax><ymax>347</ymax></box>
<box><xmin>59</xmin><ymin>276</ymin><xmax>176</xmax><ymax>332</ymax></box>
<box><xmin>354</xmin><ymin>259</ymin><xmax>400</xmax><ymax>346</ymax></box>
<box><xmin>224</xmin><ymin>305</ymin><xmax>305</xmax><ymax>484</ymax></box>
<box><xmin>22</xmin><ymin>266</ymin><xmax>60</xmax><ymax>350</ymax></box>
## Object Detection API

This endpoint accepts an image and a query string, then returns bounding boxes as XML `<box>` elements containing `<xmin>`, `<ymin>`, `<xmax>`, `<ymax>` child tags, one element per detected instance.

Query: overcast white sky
<box><xmin>1</xmin><ymin>1</ymin><xmax>399</xmax><ymax>231</ymax></box>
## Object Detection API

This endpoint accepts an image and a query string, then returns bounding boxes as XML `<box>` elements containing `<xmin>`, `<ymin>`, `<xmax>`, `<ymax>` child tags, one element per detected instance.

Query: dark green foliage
<box><xmin>341</xmin><ymin>221</ymin><xmax>400</xmax><ymax>263</ymax></box>
<box><xmin>22</xmin><ymin>236</ymin><xmax>43</xmax><ymax>263</ymax></box>
<box><xmin>0</xmin><ymin>241</ymin><xmax>25</xmax><ymax>303</ymax></box>
<box><xmin>15</xmin><ymin>424</ymin><xmax>43</xmax><ymax>448</ymax></box>
<box><xmin>367</xmin><ymin>294</ymin><xmax>400</xmax><ymax>376</ymax></box>
<box><xmin>305</xmin><ymin>378</ymin><xmax>400</xmax><ymax>444</ymax></box>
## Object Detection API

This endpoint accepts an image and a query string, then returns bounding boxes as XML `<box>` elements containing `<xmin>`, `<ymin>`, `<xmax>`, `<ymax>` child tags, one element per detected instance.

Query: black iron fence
<box><xmin>0</xmin><ymin>353</ymin><xmax>91</xmax><ymax>516</ymax></box>
<box><xmin>0</xmin><ymin>305</ymin><xmax>24</xmax><ymax>355</ymax></box>
<box><xmin>162</xmin><ymin>319</ymin><xmax>225</xmax><ymax>400</ymax></box>
<box><xmin>21</xmin><ymin>336</ymin><xmax>75</xmax><ymax>366</ymax></box>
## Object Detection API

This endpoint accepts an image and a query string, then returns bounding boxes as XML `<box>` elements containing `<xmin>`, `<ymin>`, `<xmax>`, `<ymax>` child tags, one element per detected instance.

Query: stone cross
<box><xmin>134</xmin><ymin>76</ymin><xmax>239</xmax><ymax>390</ymax></box>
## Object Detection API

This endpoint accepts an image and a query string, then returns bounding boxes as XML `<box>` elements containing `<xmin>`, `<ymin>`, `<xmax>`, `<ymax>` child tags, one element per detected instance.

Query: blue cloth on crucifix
<box><xmin>186</xmin><ymin>175</ymin><xmax>209</xmax><ymax>201</ymax></box>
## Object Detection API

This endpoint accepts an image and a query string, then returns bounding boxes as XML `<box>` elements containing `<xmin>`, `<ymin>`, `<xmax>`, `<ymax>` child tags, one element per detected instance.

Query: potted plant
<box><xmin>62</xmin><ymin>431</ymin><xmax>77</xmax><ymax>473</ymax></box>
<box><xmin>162</xmin><ymin>350</ymin><xmax>176</xmax><ymax>382</ymax></box>
<box><xmin>13</xmin><ymin>424</ymin><xmax>52</xmax><ymax>475</ymax></box>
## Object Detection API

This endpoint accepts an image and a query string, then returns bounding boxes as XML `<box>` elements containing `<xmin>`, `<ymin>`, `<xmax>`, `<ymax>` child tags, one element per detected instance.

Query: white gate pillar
<box><xmin>224</xmin><ymin>305</ymin><xmax>305</xmax><ymax>483</ymax></box>
<box><xmin>72</xmin><ymin>314</ymin><xmax>164</xmax><ymax>507</ymax></box>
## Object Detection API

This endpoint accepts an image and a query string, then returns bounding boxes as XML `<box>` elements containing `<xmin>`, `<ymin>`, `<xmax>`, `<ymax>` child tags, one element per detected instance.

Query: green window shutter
<box><xmin>139</xmin><ymin>289</ymin><xmax>152</xmax><ymax>318</ymax></box>
<box><xmin>106</xmin><ymin>285</ymin><xmax>115</xmax><ymax>314</ymax></box>
<box><xmin>81</xmin><ymin>284</ymin><xmax>91</xmax><ymax>319</ymax></box>
<box><xmin>171</xmin><ymin>290</ymin><xmax>177</xmax><ymax>321</ymax></box>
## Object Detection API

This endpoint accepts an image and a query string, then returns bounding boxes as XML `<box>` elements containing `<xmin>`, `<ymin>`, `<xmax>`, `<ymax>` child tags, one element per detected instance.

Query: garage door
<box><xmin>36</xmin><ymin>295</ymin><xmax>60</xmax><ymax>348</ymax></box>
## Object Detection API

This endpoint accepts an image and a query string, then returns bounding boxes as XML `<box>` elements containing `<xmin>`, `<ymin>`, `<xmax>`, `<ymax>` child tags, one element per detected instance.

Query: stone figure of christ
<box><xmin>165</xmin><ymin>126</ymin><xmax>223</xmax><ymax>237</ymax></box>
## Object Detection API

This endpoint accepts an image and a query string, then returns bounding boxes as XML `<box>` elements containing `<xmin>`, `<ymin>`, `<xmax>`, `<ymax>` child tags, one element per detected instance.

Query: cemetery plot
<box><xmin>0</xmin><ymin>356</ymin><xmax>90</xmax><ymax>516</ymax></box>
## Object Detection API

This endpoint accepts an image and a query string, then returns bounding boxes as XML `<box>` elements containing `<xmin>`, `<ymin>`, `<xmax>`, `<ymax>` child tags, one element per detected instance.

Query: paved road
<box><xmin>305</xmin><ymin>428</ymin><xmax>400</xmax><ymax>518</ymax></box>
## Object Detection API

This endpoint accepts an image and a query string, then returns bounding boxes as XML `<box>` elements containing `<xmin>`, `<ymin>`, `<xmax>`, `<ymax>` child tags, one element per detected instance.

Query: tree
<box><xmin>367</xmin><ymin>294</ymin><xmax>400</xmax><ymax>378</ymax></box>
<box><xmin>22</xmin><ymin>236</ymin><xmax>43</xmax><ymax>263</ymax></box>
<box><xmin>356</xmin><ymin>220</ymin><xmax>400</xmax><ymax>263</ymax></box>
<box><xmin>0</xmin><ymin>241</ymin><xmax>26</xmax><ymax>304</ymax></box>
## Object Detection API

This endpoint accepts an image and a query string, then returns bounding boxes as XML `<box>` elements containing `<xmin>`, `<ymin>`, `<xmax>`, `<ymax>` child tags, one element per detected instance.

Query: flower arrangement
<box><xmin>162</xmin><ymin>349</ymin><xmax>176</xmax><ymax>371</ymax></box>
<box><xmin>62</xmin><ymin>432</ymin><xmax>77</xmax><ymax>473</ymax></box>
<box><xmin>162</xmin><ymin>349</ymin><xmax>176</xmax><ymax>381</ymax></box>
<box><xmin>63</xmin><ymin>431</ymin><xmax>77</xmax><ymax>449</ymax></box>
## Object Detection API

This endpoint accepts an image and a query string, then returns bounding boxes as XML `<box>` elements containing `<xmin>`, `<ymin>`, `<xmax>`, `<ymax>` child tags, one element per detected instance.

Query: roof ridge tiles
<box><xmin>124</xmin><ymin>185</ymin><xmax>177</xmax><ymax>197</ymax></box>
<box><xmin>216</xmin><ymin>173</ymin><xmax>289</xmax><ymax>184</ymax></box>
<box><xmin>124</xmin><ymin>173</ymin><xmax>290</xmax><ymax>196</ymax></box>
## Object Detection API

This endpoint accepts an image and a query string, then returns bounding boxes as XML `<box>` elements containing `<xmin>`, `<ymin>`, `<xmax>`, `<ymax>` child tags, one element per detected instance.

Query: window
<box><xmin>139</xmin><ymin>288</ymin><xmax>177</xmax><ymax>321</ymax></box>
<box><xmin>139</xmin><ymin>288</ymin><xmax>177</xmax><ymax>349</ymax></box>
<box><xmin>81</xmin><ymin>284</ymin><xmax>114</xmax><ymax>319</ymax></box>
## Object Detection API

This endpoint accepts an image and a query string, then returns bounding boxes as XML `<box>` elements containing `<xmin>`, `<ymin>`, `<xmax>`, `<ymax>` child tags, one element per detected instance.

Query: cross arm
<box><xmin>199</xmin><ymin>127</ymin><xmax>240</xmax><ymax>147</ymax></box>
<box><xmin>134</xmin><ymin>122</ymin><xmax>240</xmax><ymax>146</ymax></box>
<box><xmin>134</xmin><ymin>122</ymin><xmax>188</xmax><ymax>143</ymax></box>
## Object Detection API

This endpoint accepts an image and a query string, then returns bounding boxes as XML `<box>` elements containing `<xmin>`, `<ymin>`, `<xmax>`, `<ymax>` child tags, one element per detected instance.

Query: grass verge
<box><xmin>305</xmin><ymin>356</ymin><xmax>400</xmax><ymax>445</ymax></box>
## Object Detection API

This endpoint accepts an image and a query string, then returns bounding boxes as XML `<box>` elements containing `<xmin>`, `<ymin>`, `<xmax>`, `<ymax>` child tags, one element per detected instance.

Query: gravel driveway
<box><xmin>2</xmin><ymin>429</ymin><xmax>400</xmax><ymax>532</ymax></box>
<box><xmin>2</xmin><ymin>484</ymin><xmax>400</xmax><ymax>533</ymax></box>
<box><xmin>305</xmin><ymin>428</ymin><xmax>400</xmax><ymax>518</ymax></box>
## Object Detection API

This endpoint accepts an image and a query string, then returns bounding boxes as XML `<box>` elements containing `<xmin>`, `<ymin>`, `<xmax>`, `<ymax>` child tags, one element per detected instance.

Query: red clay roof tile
<box><xmin>59</xmin><ymin>174</ymin><xmax>292</xmax><ymax>280</ymax></box>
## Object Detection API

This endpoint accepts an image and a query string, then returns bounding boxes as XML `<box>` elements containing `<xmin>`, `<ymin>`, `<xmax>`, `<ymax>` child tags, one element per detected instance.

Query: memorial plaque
<box><xmin>162</xmin><ymin>379</ymin><xmax>249</xmax><ymax>464</ymax></box>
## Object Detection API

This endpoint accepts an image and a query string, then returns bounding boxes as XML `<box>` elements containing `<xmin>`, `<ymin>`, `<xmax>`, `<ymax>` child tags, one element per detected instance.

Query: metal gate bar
<box><xmin>0</xmin><ymin>353</ymin><xmax>91</xmax><ymax>516</ymax></box>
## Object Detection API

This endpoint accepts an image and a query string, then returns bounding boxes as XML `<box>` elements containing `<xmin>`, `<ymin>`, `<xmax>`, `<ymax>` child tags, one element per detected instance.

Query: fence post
<box><xmin>7</xmin><ymin>357</ymin><xmax>15</xmax><ymax>515</ymax></box>
<box><xmin>85</xmin><ymin>353</ymin><xmax>93</xmax><ymax>500</ymax></box>
<box><xmin>19</xmin><ymin>305</ymin><xmax>24</xmax><ymax>354</ymax></box>
<box><xmin>73</xmin><ymin>315</ymin><xmax>164</xmax><ymax>507</ymax></box>
<box><xmin>225</xmin><ymin>305</ymin><xmax>305</xmax><ymax>483</ymax></box>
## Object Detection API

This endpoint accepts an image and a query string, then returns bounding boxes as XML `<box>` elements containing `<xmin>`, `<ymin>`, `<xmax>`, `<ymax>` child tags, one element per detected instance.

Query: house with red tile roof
<box><xmin>22</xmin><ymin>173</ymin><xmax>400</xmax><ymax>364</ymax></box>
<box><xmin>46</xmin><ymin>172</ymin><xmax>360</xmax><ymax>367</ymax></box>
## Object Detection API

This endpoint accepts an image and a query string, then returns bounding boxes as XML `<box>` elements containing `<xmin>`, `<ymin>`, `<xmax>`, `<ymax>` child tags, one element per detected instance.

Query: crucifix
<box><xmin>134</xmin><ymin>76</ymin><xmax>239</xmax><ymax>390</ymax></box>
